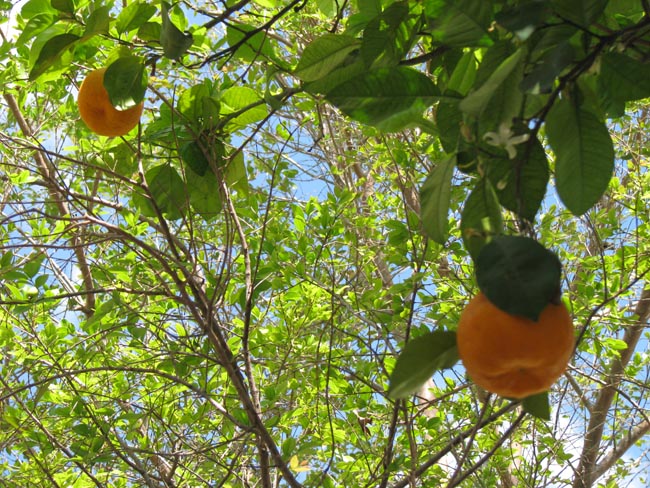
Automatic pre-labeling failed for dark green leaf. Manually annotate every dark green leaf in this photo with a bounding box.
[599,53,650,104]
[520,41,575,94]
[295,34,360,82]
[51,0,74,14]
[180,141,210,176]
[160,2,193,60]
[460,177,503,260]
[460,48,524,116]
[476,236,562,320]
[104,57,147,110]
[546,98,614,215]
[116,2,157,34]
[487,137,549,221]
[551,0,607,26]
[435,97,463,153]
[29,32,80,81]
[419,156,455,244]
[425,0,494,47]
[445,51,477,96]
[326,67,439,132]
[495,1,551,40]
[146,164,188,220]
[388,330,459,400]
[522,391,551,420]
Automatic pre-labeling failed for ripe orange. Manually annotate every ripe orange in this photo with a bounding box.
[77,68,144,137]
[457,292,574,399]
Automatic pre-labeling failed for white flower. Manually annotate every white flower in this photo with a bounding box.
[483,121,530,159]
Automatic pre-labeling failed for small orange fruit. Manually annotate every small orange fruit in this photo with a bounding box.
[457,292,574,399]
[77,68,144,137]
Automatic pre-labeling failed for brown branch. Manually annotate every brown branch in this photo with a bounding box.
[3,93,96,316]
[592,419,650,481]
[573,285,650,488]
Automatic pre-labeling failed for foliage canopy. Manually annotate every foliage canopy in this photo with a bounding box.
[1,0,650,487]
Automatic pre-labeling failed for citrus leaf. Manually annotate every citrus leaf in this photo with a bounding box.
[460,178,503,260]
[599,52,650,104]
[116,3,157,34]
[104,57,147,110]
[294,34,360,82]
[487,137,549,221]
[226,23,276,63]
[146,164,188,220]
[460,48,524,116]
[522,391,550,420]
[388,330,459,400]
[420,156,455,244]
[425,0,494,47]
[550,0,607,26]
[180,141,210,176]
[160,2,193,60]
[476,236,562,321]
[326,67,439,132]
[546,98,614,215]
[29,33,80,81]
[83,5,111,38]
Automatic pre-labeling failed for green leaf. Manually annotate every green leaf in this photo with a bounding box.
[522,392,550,420]
[303,59,366,95]
[104,57,147,110]
[226,23,275,63]
[180,141,211,176]
[487,137,549,221]
[388,330,459,400]
[294,34,360,82]
[326,67,439,132]
[520,41,575,94]
[546,98,614,215]
[51,0,74,14]
[145,164,188,220]
[225,150,248,193]
[220,86,268,129]
[460,48,524,116]
[476,236,562,320]
[419,156,455,244]
[186,169,223,219]
[495,1,551,40]
[16,13,56,45]
[551,0,607,26]
[599,53,650,104]
[83,5,111,38]
[446,51,477,96]
[29,32,80,81]
[460,177,503,260]
[360,1,413,67]
[435,97,463,153]
[425,0,494,47]
[115,2,157,34]
[160,2,193,60]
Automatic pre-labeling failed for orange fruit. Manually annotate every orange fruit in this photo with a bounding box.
[77,68,144,137]
[457,292,574,399]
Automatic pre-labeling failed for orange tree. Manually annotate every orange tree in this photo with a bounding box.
[1,1,650,486]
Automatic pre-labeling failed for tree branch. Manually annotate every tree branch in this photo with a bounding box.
[573,285,650,488]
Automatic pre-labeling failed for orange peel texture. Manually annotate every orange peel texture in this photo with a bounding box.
[457,292,574,399]
[77,68,144,137]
